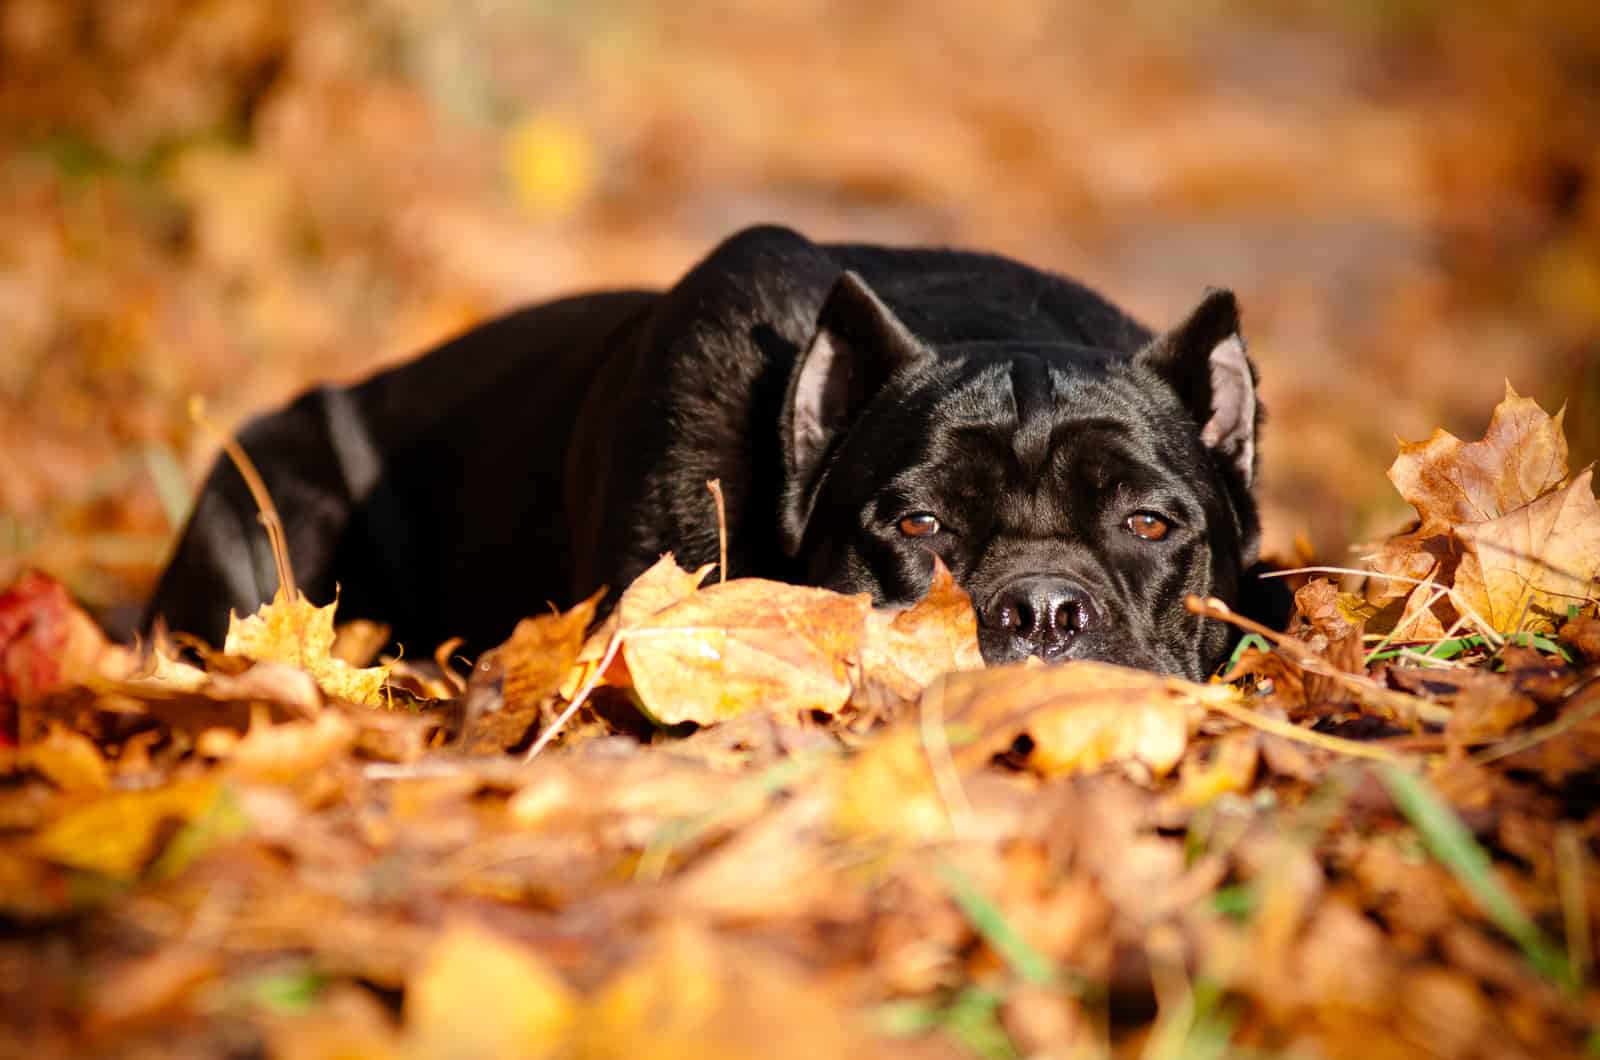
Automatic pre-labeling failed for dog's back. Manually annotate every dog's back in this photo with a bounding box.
[146,290,656,650]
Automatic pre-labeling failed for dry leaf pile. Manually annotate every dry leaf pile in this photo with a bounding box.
[2,389,1599,1059]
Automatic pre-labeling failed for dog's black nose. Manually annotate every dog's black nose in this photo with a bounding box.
[982,576,1098,660]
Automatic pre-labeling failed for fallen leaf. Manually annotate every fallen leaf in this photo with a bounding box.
[1174,729,1259,807]
[1292,578,1369,692]
[562,554,713,696]
[621,579,870,726]
[934,661,1231,778]
[1365,385,1600,635]
[860,558,985,702]
[1453,470,1600,633]
[503,590,602,712]
[20,723,110,793]
[83,947,220,1039]
[32,778,234,882]
[225,590,391,706]
[1362,527,1458,608]
[331,619,391,667]
[582,920,880,1060]
[404,919,577,1060]
[1388,383,1568,535]
[222,707,358,784]
[463,590,604,752]
[1558,613,1600,662]
[831,726,953,845]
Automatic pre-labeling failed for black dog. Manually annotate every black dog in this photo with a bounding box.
[145,225,1264,678]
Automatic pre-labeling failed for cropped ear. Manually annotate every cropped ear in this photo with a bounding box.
[780,271,931,555]
[1134,289,1258,486]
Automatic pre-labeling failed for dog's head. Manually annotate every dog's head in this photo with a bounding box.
[779,271,1261,679]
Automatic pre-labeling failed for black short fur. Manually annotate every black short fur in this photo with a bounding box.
[146,225,1268,678]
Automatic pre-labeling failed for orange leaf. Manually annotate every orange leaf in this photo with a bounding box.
[502,589,603,712]
[934,661,1232,778]
[1388,382,1568,535]
[861,558,985,701]
[21,724,110,793]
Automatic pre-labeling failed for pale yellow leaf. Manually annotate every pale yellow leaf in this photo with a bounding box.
[562,554,713,697]
[831,726,953,846]
[621,579,869,725]
[21,724,110,793]
[225,590,390,706]
[405,920,576,1060]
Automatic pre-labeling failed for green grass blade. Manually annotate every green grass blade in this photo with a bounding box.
[1376,763,1574,991]
[936,862,1061,989]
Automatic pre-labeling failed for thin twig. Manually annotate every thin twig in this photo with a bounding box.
[1203,698,1410,763]
[707,478,728,585]
[1187,595,1449,726]
[523,630,624,760]
[1472,676,1600,765]
[189,396,297,601]
[1362,580,1451,665]
[1262,565,1502,647]
[918,679,974,837]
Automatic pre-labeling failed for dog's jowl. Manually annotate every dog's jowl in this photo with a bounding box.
[146,225,1264,679]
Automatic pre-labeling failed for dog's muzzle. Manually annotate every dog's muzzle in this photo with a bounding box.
[978,575,1100,663]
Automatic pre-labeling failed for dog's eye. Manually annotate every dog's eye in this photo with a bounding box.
[898,513,941,538]
[1127,512,1170,541]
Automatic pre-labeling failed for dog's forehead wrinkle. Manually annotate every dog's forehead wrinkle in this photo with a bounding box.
[1007,356,1056,479]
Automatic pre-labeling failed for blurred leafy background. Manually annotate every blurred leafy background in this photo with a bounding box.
[2,0,1597,628]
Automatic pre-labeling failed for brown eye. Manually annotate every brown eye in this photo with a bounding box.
[899,513,941,538]
[1127,513,1170,541]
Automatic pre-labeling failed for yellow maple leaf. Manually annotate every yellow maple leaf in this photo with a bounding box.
[224,590,390,707]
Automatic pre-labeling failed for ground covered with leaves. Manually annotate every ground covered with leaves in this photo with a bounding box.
[4,385,1600,1058]
[5,3,1600,1057]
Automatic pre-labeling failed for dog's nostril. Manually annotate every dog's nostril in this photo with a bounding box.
[1053,600,1097,634]
[997,602,1023,631]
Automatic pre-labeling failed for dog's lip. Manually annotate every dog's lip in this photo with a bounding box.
[975,626,1095,666]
